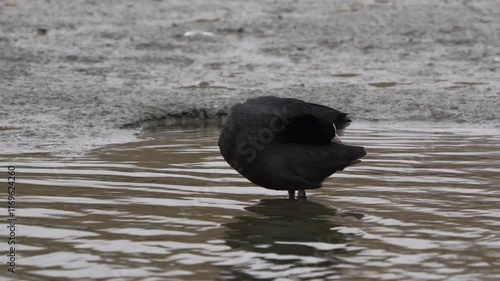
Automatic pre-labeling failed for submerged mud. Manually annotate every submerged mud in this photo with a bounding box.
[1,0,499,154]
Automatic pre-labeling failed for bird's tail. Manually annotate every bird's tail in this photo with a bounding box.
[339,144,366,170]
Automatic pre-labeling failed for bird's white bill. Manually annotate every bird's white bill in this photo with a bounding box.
[332,123,342,143]
[333,133,342,143]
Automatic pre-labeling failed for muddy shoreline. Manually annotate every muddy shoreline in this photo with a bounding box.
[1,0,499,155]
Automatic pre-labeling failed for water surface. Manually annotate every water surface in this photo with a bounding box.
[2,121,500,280]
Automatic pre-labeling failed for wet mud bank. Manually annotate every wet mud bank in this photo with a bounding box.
[1,0,499,155]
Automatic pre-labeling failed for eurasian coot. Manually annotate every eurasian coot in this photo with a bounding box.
[218,96,366,199]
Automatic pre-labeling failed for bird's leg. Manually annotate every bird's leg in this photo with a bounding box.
[288,190,296,200]
[297,189,307,199]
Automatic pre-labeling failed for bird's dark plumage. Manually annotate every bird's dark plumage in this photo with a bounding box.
[218,96,366,194]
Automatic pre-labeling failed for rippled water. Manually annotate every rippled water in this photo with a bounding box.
[2,121,500,280]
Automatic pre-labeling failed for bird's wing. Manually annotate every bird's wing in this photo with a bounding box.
[303,102,351,131]
[242,96,351,131]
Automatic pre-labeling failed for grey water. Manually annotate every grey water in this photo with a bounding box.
[2,121,500,281]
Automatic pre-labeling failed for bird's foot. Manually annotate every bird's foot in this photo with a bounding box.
[297,189,307,200]
[288,190,296,200]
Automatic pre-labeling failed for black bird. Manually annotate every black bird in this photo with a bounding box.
[218,96,366,199]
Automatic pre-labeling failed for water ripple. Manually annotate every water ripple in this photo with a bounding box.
[4,122,500,280]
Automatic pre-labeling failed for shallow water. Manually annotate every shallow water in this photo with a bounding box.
[2,121,500,281]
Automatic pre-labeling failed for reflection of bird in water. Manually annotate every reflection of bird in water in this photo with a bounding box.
[219,199,364,280]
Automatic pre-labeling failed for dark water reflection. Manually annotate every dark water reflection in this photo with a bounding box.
[2,121,500,281]
[221,199,363,280]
